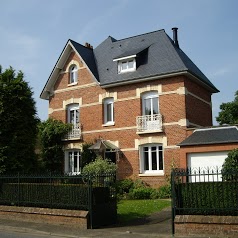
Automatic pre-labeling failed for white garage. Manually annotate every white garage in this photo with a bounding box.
[187,151,228,170]
[179,126,238,182]
[187,151,228,182]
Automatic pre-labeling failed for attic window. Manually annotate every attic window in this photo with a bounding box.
[69,64,78,84]
[113,56,136,74]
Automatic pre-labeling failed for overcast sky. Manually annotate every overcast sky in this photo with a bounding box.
[1,0,237,124]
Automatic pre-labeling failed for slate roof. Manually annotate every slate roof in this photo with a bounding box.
[40,28,219,99]
[179,126,238,146]
[92,29,219,92]
[70,40,99,80]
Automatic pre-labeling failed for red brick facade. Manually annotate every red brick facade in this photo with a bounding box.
[46,50,215,187]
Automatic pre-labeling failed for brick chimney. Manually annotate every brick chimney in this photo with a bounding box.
[85,42,93,49]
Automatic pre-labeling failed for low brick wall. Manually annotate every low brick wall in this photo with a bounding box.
[0,205,89,229]
[175,215,238,237]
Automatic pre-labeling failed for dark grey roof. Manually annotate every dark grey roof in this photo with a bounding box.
[70,40,99,80]
[91,29,219,92]
[179,126,238,146]
[113,45,150,60]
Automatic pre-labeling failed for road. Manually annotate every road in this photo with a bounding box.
[0,231,62,238]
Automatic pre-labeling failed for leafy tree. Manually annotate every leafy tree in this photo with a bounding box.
[81,142,97,168]
[38,118,71,173]
[216,90,238,125]
[221,148,238,181]
[0,66,39,174]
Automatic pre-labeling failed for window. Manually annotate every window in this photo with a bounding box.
[69,64,78,84]
[65,150,81,175]
[140,144,163,174]
[118,58,136,73]
[142,92,159,116]
[67,104,79,126]
[103,98,114,125]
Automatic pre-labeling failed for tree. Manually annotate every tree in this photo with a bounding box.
[0,66,39,174]
[221,148,238,181]
[38,118,71,173]
[216,90,238,125]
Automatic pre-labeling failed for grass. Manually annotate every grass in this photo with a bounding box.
[117,199,171,223]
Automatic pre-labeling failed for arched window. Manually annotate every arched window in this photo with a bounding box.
[142,91,159,116]
[67,104,79,126]
[69,64,78,84]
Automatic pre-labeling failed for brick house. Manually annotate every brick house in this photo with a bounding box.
[40,28,219,187]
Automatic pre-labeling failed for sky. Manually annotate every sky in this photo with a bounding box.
[0,0,237,124]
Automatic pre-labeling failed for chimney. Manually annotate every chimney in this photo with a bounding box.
[172,27,179,48]
[85,42,93,49]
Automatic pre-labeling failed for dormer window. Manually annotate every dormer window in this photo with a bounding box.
[118,58,136,73]
[113,55,136,74]
[69,64,78,84]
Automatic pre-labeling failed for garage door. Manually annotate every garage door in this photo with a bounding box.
[187,151,228,182]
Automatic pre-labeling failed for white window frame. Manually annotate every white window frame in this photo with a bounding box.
[142,91,159,116]
[67,104,79,126]
[103,98,114,126]
[118,58,136,73]
[139,144,164,175]
[69,64,78,84]
[64,150,81,175]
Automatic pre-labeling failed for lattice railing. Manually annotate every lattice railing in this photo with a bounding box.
[64,123,81,140]
[136,114,163,133]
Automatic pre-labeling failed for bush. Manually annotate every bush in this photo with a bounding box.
[157,184,171,199]
[222,148,238,181]
[116,179,134,195]
[82,156,117,175]
[129,187,154,199]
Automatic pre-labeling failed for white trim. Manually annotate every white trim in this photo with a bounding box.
[113,54,137,61]
[103,97,114,124]
[194,125,238,133]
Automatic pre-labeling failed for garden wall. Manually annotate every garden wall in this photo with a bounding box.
[0,205,89,229]
[175,215,238,237]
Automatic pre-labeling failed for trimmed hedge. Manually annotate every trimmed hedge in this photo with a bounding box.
[0,182,111,210]
[176,181,238,215]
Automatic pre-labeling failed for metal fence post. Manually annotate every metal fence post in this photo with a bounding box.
[17,172,20,206]
[87,174,93,229]
[171,169,175,236]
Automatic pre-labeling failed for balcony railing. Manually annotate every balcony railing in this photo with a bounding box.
[136,114,163,133]
[64,123,81,140]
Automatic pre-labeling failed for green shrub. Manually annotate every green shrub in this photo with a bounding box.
[157,184,171,199]
[222,148,238,181]
[82,156,117,175]
[129,187,153,199]
[116,179,134,195]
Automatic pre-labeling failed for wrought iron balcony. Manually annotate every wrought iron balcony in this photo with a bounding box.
[136,114,163,134]
[64,123,82,140]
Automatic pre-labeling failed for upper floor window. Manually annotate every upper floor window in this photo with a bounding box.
[142,91,159,116]
[69,64,78,84]
[103,98,114,125]
[140,144,163,174]
[67,104,79,126]
[118,58,136,73]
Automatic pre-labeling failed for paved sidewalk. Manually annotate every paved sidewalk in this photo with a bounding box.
[0,207,203,238]
[0,207,171,237]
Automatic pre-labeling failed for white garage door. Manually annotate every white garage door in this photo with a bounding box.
[187,151,228,182]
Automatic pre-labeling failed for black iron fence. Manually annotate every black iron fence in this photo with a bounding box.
[0,173,117,228]
[171,167,238,234]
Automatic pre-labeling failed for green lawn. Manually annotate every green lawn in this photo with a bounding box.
[117,199,171,223]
